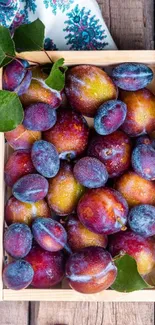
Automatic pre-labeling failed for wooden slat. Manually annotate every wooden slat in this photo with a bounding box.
[30,302,154,325]
[17,50,155,66]
[0,302,29,325]
[3,288,155,302]
[97,0,154,50]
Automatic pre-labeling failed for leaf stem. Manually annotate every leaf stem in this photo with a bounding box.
[6,54,40,66]
[5,54,23,65]
[43,49,53,63]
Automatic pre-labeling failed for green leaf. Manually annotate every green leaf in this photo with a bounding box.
[0,48,5,66]
[13,19,45,52]
[0,26,15,67]
[45,58,68,91]
[0,90,24,132]
[111,254,152,292]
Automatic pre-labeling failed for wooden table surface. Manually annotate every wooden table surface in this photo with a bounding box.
[1,1,155,324]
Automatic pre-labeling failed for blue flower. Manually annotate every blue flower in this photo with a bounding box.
[43,0,74,15]
[63,5,109,50]
[44,38,57,50]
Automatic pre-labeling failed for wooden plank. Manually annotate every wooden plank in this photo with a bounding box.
[113,302,154,325]
[97,0,154,50]
[30,302,154,325]
[96,0,110,29]
[30,302,115,325]
[0,302,29,325]
[143,0,154,50]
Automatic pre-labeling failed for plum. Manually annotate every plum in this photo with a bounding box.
[3,59,32,96]
[5,124,41,150]
[65,65,117,117]
[73,157,108,188]
[12,174,49,203]
[115,171,155,207]
[31,140,60,178]
[66,215,108,251]
[112,63,153,91]
[77,187,128,235]
[25,245,65,288]
[135,135,154,147]
[47,162,84,216]
[20,67,62,108]
[65,247,117,293]
[132,144,155,180]
[32,218,67,252]
[88,130,132,177]
[3,260,34,290]
[109,230,155,275]
[120,88,155,137]
[4,150,35,187]
[128,204,155,238]
[4,223,32,258]
[23,103,57,131]
[5,196,50,226]
[94,100,127,135]
[43,108,89,160]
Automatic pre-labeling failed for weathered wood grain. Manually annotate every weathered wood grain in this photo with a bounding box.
[0,302,29,325]
[113,302,154,325]
[30,302,115,325]
[97,0,154,49]
[30,302,154,325]
[97,0,111,29]
[143,0,154,49]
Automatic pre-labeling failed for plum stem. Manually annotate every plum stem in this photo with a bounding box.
[112,251,126,261]
[116,217,127,231]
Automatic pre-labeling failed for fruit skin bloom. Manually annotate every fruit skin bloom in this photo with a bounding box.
[65,247,117,293]
[77,188,128,235]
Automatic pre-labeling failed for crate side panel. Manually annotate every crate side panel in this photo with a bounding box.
[16,50,155,66]
[3,289,155,302]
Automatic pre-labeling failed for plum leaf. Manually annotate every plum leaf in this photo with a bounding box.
[13,19,45,52]
[45,58,68,91]
[0,26,15,67]
[111,254,152,292]
[0,90,24,132]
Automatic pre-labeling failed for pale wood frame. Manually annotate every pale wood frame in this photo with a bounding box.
[1,50,155,301]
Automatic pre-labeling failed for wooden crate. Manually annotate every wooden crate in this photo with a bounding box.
[1,50,155,302]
